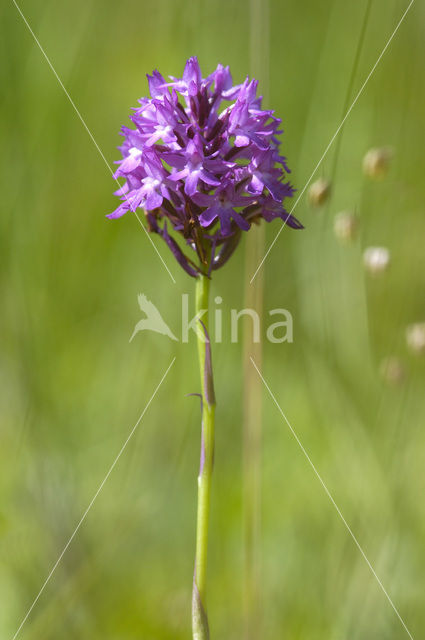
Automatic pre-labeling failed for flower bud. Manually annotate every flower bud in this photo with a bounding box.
[363,147,392,179]
[308,177,331,206]
[406,323,425,356]
[363,246,390,275]
[380,357,406,386]
[333,211,359,243]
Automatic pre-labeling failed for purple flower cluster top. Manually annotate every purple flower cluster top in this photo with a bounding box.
[108,57,302,276]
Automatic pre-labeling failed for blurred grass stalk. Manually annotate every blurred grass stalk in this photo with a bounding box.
[242,224,264,640]
[242,0,269,637]
[328,0,372,185]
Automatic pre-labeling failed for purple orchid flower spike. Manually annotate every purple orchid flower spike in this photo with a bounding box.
[108,56,301,277]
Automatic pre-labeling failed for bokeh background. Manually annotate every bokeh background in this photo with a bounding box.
[1,0,425,638]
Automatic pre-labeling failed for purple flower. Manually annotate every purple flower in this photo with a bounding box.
[194,184,253,235]
[108,56,302,276]
[166,134,223,196]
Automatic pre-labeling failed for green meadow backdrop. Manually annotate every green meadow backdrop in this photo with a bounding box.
[1,0,424,638]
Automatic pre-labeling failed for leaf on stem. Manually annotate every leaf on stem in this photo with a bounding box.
[192,576,210,640]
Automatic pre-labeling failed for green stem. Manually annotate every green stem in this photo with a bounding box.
[192,273,215,640]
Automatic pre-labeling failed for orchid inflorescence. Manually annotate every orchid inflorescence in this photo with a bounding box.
[108,56,302,276]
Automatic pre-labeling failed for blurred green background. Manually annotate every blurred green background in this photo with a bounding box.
[1,0,425,638]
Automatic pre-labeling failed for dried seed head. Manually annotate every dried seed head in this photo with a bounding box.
[380,356,406,386]
[363,246,390,275]
[333,211,359,243]
[363,147,393,179]
[308,177,331,207]
[406,323,425,356]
